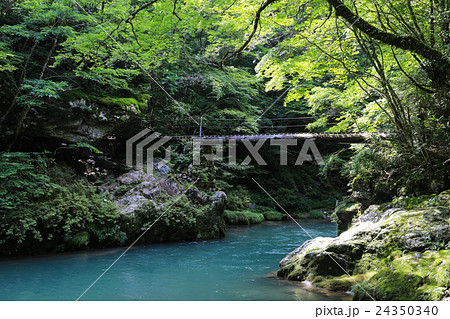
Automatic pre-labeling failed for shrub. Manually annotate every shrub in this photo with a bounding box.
[0,152,125,255]
[0,180,125,255]
[0,152,58,210]
[258,206,285,221]
[223,210,264,225]
[225,186,251,211]
[308,210,324,219]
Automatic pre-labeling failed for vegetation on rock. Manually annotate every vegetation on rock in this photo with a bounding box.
[278,191,450,300]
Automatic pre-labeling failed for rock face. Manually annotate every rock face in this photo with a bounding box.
[101,170,226,243]
[25,96,143,145]
[334,203,361,234]
[278,191,450,300]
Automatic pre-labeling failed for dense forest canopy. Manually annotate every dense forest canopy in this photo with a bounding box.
[0,0,449,197]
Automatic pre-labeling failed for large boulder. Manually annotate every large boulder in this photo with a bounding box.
[278,191,450,300]
[101,170,226,243]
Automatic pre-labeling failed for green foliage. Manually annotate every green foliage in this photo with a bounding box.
[308,210,324,219]
[19,79,68,100]
[0,152,125,255]
[0,152,58,210]
[225,185,251,211]
[319,150,347,178]
[223,210,265,225]
[344,138,450,200]
[120,194,222,242]
[1,0,447,265]
[0,179,125,255]
[69,142,103,154]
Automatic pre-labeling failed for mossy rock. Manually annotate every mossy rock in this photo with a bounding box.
[62,90,148,111]
[278,191,450,300]
[313,273,375,292]
[353,250,450,300]
[223,210,265,225]
[389,190,450,210]
[113,184,134,197]
[258,207,286,221]
[334,202,361,234]
[353,269,424,301]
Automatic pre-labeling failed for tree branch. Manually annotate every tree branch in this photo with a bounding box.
[172,0,182,21]
[326,0,450,68]
[220,0,278,65]
[126,0,160,25]
[390,47,435,94]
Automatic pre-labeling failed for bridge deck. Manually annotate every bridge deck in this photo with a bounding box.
[172,132,382,142]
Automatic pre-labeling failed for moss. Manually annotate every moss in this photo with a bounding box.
[331,200,361,234]
[390,190,450,210]
[60,90,148,113]
[95,96,145,112]
[223,210,265,225]
[258,207,286,221]
[417,284,448,301]
[353,269,424,300]
[353,250,450,300]
[113,184,135,197]
[336,202,361,215]
[313,273,375,292]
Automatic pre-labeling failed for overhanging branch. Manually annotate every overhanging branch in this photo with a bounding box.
[326,0,450,69]
[220,0,277,66]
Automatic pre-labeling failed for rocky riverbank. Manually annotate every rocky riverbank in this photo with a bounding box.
[277,191,450,300]
[101,170,227,243]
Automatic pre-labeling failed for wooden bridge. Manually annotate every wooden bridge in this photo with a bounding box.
[171,132,383,143]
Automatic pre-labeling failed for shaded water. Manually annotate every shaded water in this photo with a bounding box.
[0,220,350,300]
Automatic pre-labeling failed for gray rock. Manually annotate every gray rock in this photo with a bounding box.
[118,171,145,185]
[100,170,227,241]
[278,195,450,283]
[153,162,171,175]
[210,191,227,214]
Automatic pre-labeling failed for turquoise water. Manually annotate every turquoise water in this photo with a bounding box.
[0,220,350,301]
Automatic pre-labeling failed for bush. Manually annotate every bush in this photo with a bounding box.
[308,210,324,219]
[258,206,286,221]
[0,152,58,210]
[225,186,251,211]
[0,152,126,255]
[223,210,264,225]
[0,180,126,255]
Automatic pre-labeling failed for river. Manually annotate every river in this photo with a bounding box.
[0,220,350,301]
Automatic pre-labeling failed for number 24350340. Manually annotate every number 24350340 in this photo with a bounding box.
[376,306,438,316]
